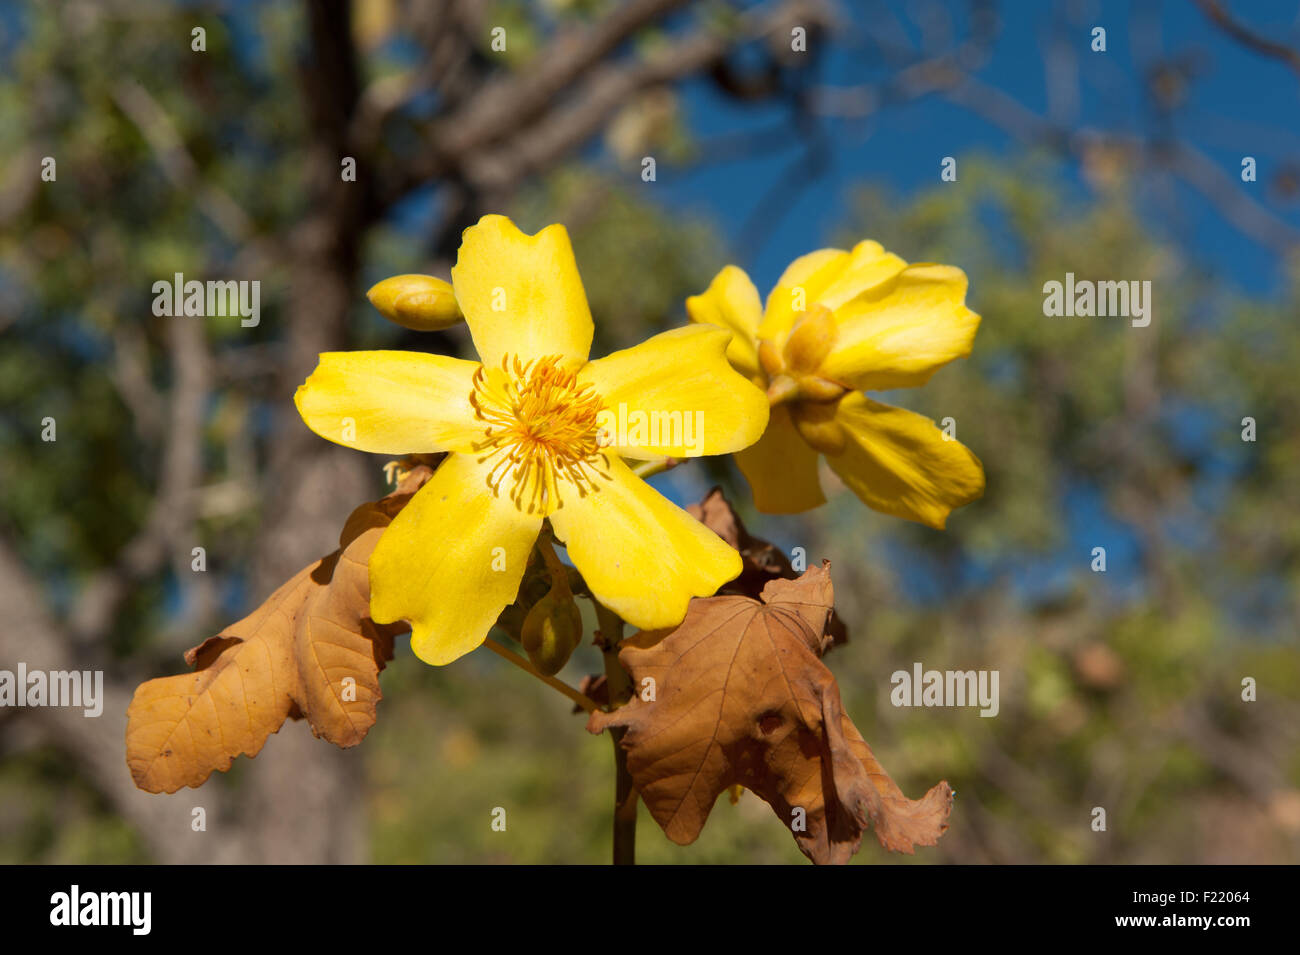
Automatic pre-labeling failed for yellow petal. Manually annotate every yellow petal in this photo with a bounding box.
[758,248,849,346]
[759,241,907,347]
[821,264,980,390]
[549,454,741,630]
[450,214,593,368]
[685,265,762,377]
[825,392,983,529]
[735,404,826,514]
[369,453,541,666]
[294,351,482,454]
[816,240,907,311]
[580,325,769,459]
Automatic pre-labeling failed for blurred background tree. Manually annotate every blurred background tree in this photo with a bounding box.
[1,0,1297,863]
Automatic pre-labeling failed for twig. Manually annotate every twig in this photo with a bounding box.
[110,80,255,243]
[631,456,680,479]
[1194,0,1300,78]
[483,637,600,714]
[381,0,835,203]
[69,318,210,646]
[595,600,637,865]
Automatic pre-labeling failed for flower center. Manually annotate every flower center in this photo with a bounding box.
[469,354,608,515]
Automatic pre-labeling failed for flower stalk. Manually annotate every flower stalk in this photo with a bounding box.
[482,636,599,714]
[595,599,636,865]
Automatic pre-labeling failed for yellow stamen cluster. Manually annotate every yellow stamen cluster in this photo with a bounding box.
[469,354,608,514]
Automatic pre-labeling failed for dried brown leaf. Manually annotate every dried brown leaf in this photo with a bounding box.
[571,673,609,714]
[688,486,848,647]
[125,467,432,793]
[588,563,951,864]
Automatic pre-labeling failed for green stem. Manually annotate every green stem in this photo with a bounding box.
[631,456,680,480]
[535,526,570,582]
[595,600,636,865]
[483,637,599,714]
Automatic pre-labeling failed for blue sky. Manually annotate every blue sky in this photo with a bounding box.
[648,0,1300,298]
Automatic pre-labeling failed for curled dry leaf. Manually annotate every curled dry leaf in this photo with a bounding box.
[572,673,609,714]
[588,563,952,864]
[125,465,433,794]
[687,486,848,648]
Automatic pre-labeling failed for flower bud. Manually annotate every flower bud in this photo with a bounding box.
[782,304,836,374]
[792,400,847,455]
[765,373,800,407]
[794,374,848,402]
[367,274,462,331]
[521,580,583,676]
[757,338,785,378]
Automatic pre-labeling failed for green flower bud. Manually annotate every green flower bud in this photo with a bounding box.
[520,580,583,676]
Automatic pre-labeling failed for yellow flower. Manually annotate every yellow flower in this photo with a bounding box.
[687,241,984,528]
[295,215,769,665]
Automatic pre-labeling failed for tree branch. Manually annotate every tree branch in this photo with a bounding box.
[69,318,210,647]
[0,538,243,863]
[464,0,834,192]
[1194,0,1300,78]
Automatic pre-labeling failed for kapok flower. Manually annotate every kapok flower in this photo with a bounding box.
[295,215,769,665]
[687,241,984,528]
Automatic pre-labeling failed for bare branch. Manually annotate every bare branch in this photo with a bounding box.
[465,0,834,192]
[379,0,834,206]
[69,318,210,646]
[440,0,696,158]
[108,322,164,443]
[0,538,243,863]
[111,80,255,244]
[1194,0,1300,78]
